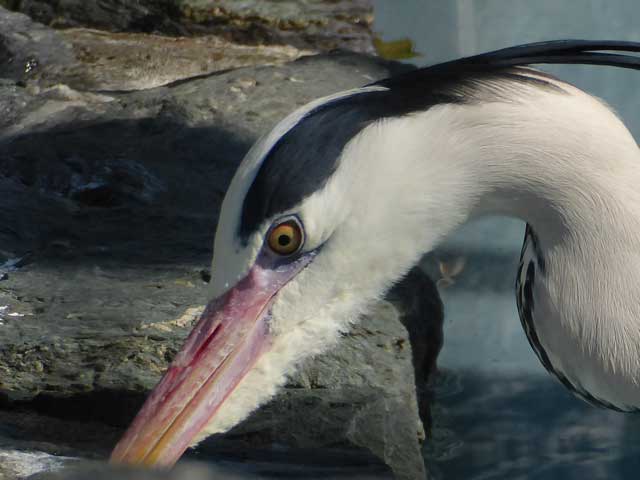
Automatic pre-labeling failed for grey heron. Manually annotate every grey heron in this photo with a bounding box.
[111,40,640,467]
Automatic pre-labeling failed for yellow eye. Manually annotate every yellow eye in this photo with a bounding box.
[268,220,303,255]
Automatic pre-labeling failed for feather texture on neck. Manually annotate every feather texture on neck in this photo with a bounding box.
[342,71,640,409]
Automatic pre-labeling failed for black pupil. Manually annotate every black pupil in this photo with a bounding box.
[278,234,291,247]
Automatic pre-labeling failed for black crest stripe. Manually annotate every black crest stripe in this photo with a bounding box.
[240,40,640,241]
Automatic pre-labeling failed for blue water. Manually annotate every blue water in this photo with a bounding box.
[373,2,640,478]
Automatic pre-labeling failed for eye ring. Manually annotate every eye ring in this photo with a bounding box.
[267,216,304,256]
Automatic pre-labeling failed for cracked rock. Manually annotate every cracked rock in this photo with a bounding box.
[1,1,374,54]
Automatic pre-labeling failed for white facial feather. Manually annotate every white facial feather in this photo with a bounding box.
[197,71,640,440]
[210,85,387,299]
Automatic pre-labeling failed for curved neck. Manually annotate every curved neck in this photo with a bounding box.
[350,86,640,403]
[357,88,640,256]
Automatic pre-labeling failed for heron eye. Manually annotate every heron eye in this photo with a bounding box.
[267,220,303,255]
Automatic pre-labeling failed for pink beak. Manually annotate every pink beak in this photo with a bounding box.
[110,252,313,467]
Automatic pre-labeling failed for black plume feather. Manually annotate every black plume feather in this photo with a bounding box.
[375,40,640,88]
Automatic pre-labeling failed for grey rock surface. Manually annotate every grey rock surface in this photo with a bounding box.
[0,21,439,479]
[27,460,391,480]
[0,7,313,91]
[58,28,312,91]
[0,7,76,85]
[0,0,374,54]
[0,449,73,479]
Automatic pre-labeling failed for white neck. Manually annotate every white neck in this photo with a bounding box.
[365,87,640,248]
[350,80,640,408]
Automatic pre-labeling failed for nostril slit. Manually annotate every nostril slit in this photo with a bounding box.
[190,324,222,366]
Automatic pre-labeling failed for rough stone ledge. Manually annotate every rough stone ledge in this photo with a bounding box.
[0,1,374,53]
[0,6,316,91]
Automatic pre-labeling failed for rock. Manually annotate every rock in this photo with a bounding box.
[0,7,77,85]
[0,1,374,54]
[176,0,375,54]
[0,45,440,478]
[31,462,268,480]
[58,29,312,91]
[0,50,412,269]
[0,449,72,479]
[0,7,312,91]
[28,460,392,480]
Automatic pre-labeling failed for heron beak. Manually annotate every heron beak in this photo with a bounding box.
[109,252,314,467]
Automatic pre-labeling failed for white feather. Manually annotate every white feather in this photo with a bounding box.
[197,71,640,441]
[209,85,388,299]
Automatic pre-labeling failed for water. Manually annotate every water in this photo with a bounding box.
[373,2,640,478]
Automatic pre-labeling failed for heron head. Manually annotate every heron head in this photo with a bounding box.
[110,87,431,467]
[111,38,640,466]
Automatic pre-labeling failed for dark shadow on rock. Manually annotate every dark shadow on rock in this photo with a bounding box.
[0,404,122,459]
[185,446,394,478]
[0,117,251,267]
[388,268,444,435]
[0,389,146,428]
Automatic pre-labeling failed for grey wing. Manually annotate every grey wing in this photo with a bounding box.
[515,224,628,410]
[516,224,555,371]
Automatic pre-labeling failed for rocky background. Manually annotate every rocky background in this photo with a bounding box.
[0,2,443,479]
